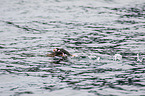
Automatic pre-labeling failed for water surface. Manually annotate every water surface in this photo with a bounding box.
[0,0,145,95]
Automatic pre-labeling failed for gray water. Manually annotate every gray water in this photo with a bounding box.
[0,0,145,96]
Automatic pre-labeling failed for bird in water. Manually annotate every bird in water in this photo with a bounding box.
[46,48,75,57]
[46,51,65,57]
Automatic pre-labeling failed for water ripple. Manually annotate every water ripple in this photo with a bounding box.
[0,0,145,95]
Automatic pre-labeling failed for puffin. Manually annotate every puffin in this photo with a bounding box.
[47,48,75,57]
[46,51,64,57]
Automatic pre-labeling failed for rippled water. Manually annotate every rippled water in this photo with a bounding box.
[0,0,145,95]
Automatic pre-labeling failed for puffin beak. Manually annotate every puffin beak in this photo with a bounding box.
[53,49,57,52]
[60,54,64,57]
[72,55,76,57]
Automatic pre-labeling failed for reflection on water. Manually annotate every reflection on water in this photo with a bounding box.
[0,0,145,95]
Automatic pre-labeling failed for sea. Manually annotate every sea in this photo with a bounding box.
[0,0,145,95]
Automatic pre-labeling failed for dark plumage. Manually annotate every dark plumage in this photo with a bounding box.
[47,48,75,57]
[46,51,64,57]
[53,48,72,56]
